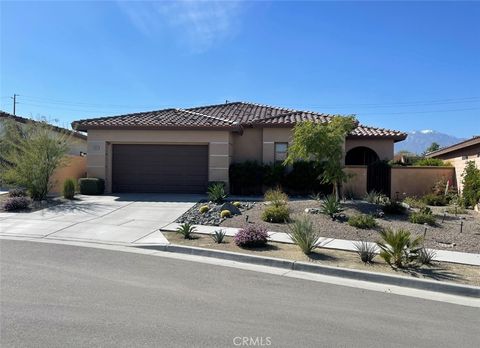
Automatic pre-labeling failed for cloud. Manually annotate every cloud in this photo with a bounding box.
[117,0,243,52]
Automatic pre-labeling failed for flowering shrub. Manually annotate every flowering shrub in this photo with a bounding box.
[8,188,27,197]
[234,225,268,247]
[3,196,30,211]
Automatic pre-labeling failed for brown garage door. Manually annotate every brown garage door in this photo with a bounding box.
[112,144,208,193]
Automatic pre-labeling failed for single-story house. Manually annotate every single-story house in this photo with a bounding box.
[427,136,480,192]
[0,111,87,156]
[72,101,407,193]
[1,111,88,193]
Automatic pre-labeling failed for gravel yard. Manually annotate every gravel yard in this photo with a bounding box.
[220,199,480,254]
[165,232,480,286]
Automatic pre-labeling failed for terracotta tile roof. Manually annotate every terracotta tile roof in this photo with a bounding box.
[72,108,237,129]
[1,110,87,140]
[71,101,407,140]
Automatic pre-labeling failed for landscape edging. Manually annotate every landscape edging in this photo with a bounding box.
[138,244,480,298]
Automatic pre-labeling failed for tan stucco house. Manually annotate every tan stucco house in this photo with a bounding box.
[0,111,87,156]
[427,136,480,193]
[72,102,407,193]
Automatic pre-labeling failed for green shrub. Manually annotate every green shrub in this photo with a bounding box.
[348,214,377,229]
[262,162,285,188]
[261,205,290,223]
[199,205,209,214]
[409,211,436,226]
[207,182,227,203]
[364,190,388,204]
[63,178,75,199]
[446,205,468,215]
[353,241,377,263]
[210,229,226,243]
[264,187,288,207]
[461,161,480,207]
[287,216,321,254]
[283,160,330,194]
[229,161,265,195]
[403,196,425,209]
[377,228,423,268]
[78,178,105,195]
[413,158,450,167]
[176,223,196,239]
[320,194,342,220]
[220,210,231,218]
[381,199,406,215]
[421,193,448,206]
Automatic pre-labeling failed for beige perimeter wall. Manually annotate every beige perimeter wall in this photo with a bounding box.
[343,165,456,198]
[50,155,87,194]
[391,167,456,198]
[86,129,231,193]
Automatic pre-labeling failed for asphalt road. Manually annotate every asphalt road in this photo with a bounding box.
[1,240,479,348]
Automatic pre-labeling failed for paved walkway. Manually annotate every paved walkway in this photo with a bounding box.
[159,223,480,266]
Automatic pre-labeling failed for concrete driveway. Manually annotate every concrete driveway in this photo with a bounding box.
[0,194,201,245]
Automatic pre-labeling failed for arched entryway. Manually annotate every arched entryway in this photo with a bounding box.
[345,146,379,165]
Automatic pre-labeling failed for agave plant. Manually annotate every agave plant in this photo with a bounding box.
[207,183,227,203]
[376,228,423,268]
[320,195,342,220]
[353,241,377,263]
[210,229,227,244]
[287,216,321,254]
[176,223,196,239]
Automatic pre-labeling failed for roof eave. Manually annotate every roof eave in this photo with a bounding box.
[72,123,240,132]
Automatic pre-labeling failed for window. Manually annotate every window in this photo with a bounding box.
[274,142,288,162]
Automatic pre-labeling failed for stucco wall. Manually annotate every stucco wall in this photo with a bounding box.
[433,144,480,193]
[231,128,263,163]
[262,128,292,164]
[87,129,231,193]
[343,166,367,198]
[391,167,456,198]
[50,155,87,194]
[344,138,395,162]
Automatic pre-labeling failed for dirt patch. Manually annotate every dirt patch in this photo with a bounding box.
[220,199,480,254]
[164,232,480,287]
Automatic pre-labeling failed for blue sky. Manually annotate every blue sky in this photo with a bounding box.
[1,1,479,137]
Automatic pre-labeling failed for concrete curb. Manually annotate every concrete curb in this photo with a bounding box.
[138,244,480,298]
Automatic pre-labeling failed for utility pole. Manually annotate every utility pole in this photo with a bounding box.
[11,94,18,115]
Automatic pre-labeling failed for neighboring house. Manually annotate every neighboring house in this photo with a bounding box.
[427,136,480,192]
[0,111,88,193]
[72,101,407,193]
[0,111,87,156]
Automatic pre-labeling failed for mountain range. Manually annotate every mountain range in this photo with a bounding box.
[394,130,464,155]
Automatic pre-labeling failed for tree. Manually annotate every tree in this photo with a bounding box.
[0,118,70,200]
[285,116,357,200]
[424,142,440,155]
[461,161,480,207]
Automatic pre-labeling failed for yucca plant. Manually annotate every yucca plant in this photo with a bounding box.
[320,194,342,220]
[353,241,377,263]
[376,228,423,268]
[210,229,227,244]
[417,248,436,265]
[207,183,227,203]
[176,223,196,239]
[287,216,321,254]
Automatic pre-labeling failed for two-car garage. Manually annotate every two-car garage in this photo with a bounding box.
[111,144,209,193]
